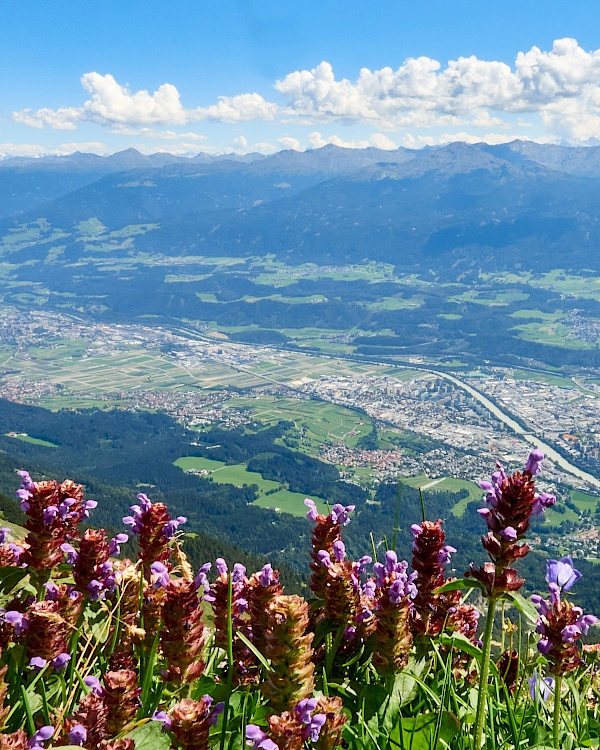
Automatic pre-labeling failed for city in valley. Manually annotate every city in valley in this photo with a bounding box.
[3,304,600,561]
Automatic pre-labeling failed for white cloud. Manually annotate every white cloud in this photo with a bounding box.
[231,135,277,154]
[13,74,276,131]
[12,40,600,144]
[109,126,208,141]
[196,93,277,122]
[306,131,397,150]
[278,136,302,151]
[274,40,600,142]
[13,107,84,130]
[0,141,108,158]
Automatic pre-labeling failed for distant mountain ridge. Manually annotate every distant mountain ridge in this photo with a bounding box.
[1,140,600,276]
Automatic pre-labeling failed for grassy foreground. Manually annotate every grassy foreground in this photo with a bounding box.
[0,450,597,749]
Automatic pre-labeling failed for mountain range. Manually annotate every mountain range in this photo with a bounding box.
[1,141,600,276]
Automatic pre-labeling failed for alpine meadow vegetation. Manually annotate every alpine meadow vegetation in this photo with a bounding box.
[0,452,597,749]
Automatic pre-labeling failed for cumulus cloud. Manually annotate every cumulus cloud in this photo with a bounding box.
[13,74,276,130]
[231,135,277,154]
[12,40,600,144]
[274,39,600,142]
[0,141,108,158]
[110,126,208,141]
[278,136,302,151]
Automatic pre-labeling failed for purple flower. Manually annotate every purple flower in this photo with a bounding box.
[304,498,318,521]
[58,498,76,520]
[17,470,35,490]
[332,540,346,562]
[216,558,228,576]
[295,697,317,724]
[209,701,225,727]
[60,543,78,565]
[436,544,457,564]
[305,713,326,742]
[317,550,332,568]
[150,561,170,589]
[29,657,48,672]
[546,557,582,591]
[562,624,581,642]
[163,516,187,539]
[109,533,128,555]
[27,726,54,749]
[532,492,556,516]
[43,581,59,600]
[578,614,598,635]
[524,449,544,476]
[0,528,10,544]
[4,610,29,635]
[81,500,97,520]
[42,506,58,525]
[68,724,87,746]
[87,579,105,601]
[152,710,172,730]
[330,503,354,526]
[194,562,212,590]
[232,563,246,583]
[51,652,70,671]
[84,675,103,695]
[529,673,554,702]
[354,555,372,576]
[259,564,276,587]
[246,725,279,750]
[537,638,552,655]
[499,527,517,541]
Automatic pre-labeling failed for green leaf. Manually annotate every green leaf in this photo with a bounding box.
[434,578,485,594]
[125,719,171,750]
[236,630,271,672]
[399,711,461,750]
[439,633,498,676]
[503,591,539,624]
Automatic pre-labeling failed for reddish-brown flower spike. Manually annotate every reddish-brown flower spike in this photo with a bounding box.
[26,600,69,666]
[168,697,214,750]
[160,578,206,684]
[72,691,108,748]
[73,528,111,594]
[410,520,457,636]
[108,561,141,671]
[267,711,305,750]
[0,659,9,730]
[20,477,86,570]
[98,740,135,750]
[262,594,315,713]
[246,564,283,657]
[0,729,28,749]
[314,696,347,750]
[103,669,140,737]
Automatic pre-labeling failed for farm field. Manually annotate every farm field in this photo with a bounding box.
[5,433,58,447]
[173,455,326,517]
[398,475,482,516]
[223,395,372,452]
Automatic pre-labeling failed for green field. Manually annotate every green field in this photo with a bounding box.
[570,489,600,512]
[511,369,575,389]
[512,321,593,349]
[223,395,372,452]
[5,433,58,447]
[173,456,326,517]
[399,475,482,516]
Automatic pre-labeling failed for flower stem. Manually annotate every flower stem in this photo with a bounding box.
[473,597,497,749]
[553,674,562,749]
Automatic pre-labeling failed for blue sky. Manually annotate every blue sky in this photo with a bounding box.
[2,1,600,156]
